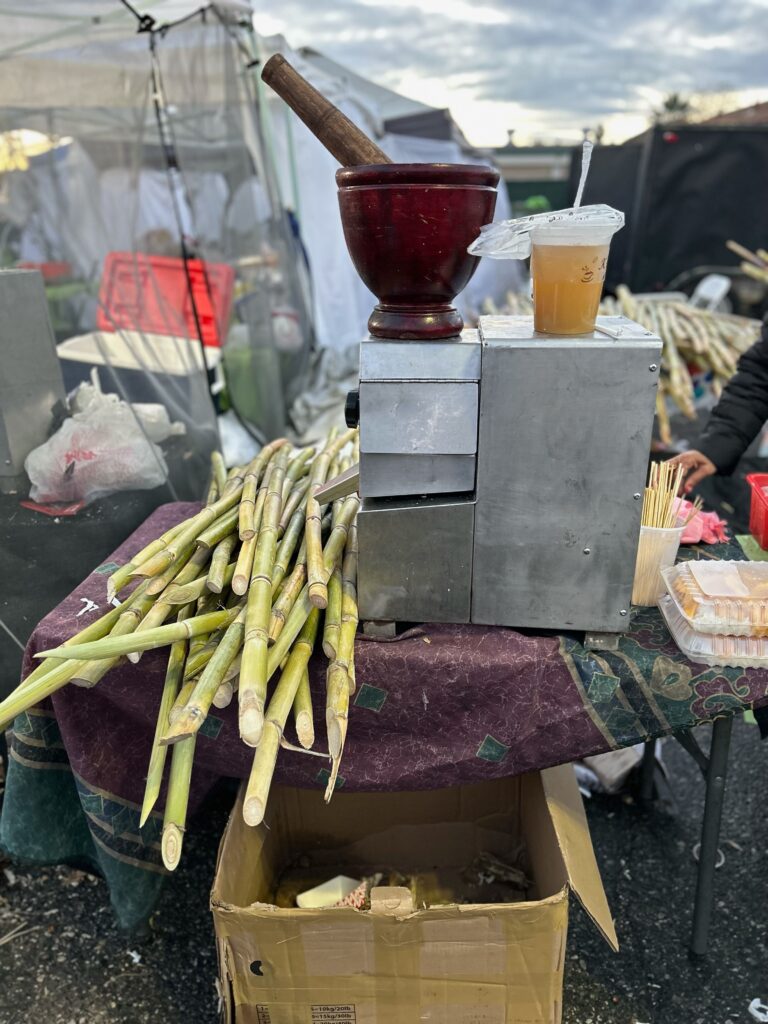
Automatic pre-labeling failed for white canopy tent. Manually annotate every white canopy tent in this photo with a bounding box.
[0,2,519,413]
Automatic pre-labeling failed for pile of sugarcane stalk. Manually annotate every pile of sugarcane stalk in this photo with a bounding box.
[0,434,360,870]
[726,239,768,287]
[486,286,762,443]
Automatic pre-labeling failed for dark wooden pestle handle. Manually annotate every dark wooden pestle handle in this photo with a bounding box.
[262,54,391,167]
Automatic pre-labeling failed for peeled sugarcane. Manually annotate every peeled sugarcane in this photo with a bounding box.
[239,447,291,746]
[140,604,192,827]
[325,521,358,799]
[243,608,320,826]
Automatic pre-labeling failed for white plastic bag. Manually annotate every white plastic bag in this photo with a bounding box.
[25,384,168,506]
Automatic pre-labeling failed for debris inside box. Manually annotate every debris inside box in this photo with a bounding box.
[274,848,531,911]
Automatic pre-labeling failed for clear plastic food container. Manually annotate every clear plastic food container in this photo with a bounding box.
[661,561,768,636]
[659,594,768,669]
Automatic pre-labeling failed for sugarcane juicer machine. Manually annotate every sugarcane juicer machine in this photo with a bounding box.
[262,54,662,634]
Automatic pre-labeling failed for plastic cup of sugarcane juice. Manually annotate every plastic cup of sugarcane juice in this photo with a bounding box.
[530,220,616,335]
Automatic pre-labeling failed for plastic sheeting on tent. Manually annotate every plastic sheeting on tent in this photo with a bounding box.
[0,4,313,501]
[255,36,522,351]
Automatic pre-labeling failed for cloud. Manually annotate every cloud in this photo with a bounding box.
[254,0,768,143]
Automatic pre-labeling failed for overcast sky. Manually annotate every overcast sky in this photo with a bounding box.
[254,0,768,146]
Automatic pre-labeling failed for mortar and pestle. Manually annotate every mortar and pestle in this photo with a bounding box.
[262,55,499,340]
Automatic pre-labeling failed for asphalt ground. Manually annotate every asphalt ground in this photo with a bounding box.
[0,715,766,1024]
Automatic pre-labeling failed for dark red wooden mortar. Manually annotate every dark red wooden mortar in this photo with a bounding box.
[337,163,499,340]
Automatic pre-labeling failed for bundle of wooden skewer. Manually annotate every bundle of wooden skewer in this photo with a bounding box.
[0,431,360,870]
[641,461,703,531]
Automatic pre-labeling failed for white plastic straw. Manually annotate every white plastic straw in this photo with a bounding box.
[573,140,593,209]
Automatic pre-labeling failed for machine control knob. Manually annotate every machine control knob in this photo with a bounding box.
[345,388,360,428]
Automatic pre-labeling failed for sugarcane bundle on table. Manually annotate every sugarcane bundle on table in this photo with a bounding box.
[0,432,360,872]
[485,285,762,443]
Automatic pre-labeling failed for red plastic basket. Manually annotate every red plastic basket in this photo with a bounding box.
[17,260,72,281]
[747,473,768,549]
[96,252,234,348]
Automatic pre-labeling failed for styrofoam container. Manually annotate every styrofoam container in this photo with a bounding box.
[662,561,768,636]
[659,594,768,669]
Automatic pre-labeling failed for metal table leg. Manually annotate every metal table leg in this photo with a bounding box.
[688,715,733,958]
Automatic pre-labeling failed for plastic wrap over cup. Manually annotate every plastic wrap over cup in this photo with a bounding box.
[467,204,624,260]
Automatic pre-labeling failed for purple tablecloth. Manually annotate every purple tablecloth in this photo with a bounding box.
[4,502,768,929]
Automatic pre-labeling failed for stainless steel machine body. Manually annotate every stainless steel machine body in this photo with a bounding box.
[0,270,66,494]
[356,315,662,633]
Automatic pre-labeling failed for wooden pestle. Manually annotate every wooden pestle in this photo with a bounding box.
[261,54,391,167]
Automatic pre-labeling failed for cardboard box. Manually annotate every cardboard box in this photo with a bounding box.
[211,765,617,1024]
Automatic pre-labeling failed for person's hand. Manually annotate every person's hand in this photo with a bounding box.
[668,450,717,493]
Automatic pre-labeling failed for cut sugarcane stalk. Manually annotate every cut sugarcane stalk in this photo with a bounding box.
[278,479,310,537]
[20,578,152,691]
[273,498,309,594]
[322,566,342,660]
[129,547,211,661]
[232,534,258,596]
[169,679,197,725]
[243,608,320,826]
[207,533,238,593]
[305,490,326,609]
[196,507,238,550]
[107,519,187,601]
[166,565,235,606]
[213,679,234,709]
[140,604,192,827]
[138,480,246,579]
[0,657,91,731]
[293,667,314,749]
[267,497,359,678]
[239,438,288,541]
[162,734,196,870]
[37,610,233,662]
[163,607,246,744]
[238,448,291,746]
[71,586,158,686]
[269,541,307,645]
[305,429,355,609]
[326,521,358,763]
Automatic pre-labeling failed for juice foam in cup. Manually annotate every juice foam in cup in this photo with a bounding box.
[530,222,614,335]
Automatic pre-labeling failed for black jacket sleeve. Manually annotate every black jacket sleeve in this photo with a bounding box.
[698,316,768,474]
